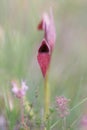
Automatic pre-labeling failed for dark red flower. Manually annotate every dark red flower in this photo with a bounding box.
[37,9,56,77]
[37,39,51,77]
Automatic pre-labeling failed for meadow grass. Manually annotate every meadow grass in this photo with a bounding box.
[0,0,87,130]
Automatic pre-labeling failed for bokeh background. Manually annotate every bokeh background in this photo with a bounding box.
[0,0,87,130]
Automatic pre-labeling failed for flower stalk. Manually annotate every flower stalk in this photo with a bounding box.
[62,117,66,130]
[20,97,24,124]
[44,72,50,120]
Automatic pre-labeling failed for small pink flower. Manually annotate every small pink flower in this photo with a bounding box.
[80,115,87,126]
[38,9,56,51]
[56,96,70,118]
[11,80,28,98]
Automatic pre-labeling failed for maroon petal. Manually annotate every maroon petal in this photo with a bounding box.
[38,20,43,30]
[37,39,51,77]
[37,13,50,31]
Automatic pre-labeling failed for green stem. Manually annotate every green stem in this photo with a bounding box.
[44,74,50,120]
[20,98,24,124]
[70,97,87,112]
[62,117,66,130]
[50,119,60,129]
[70,113,82,129]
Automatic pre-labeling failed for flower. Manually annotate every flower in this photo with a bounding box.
[38,9,56,51]
[80,115,87,126]
[37,9,56,77]
[11,80,28,98]
[37,39,51,77]
[56,96,70,118]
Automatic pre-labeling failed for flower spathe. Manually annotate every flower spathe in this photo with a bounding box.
[37,9,56,77]
[11,80,28,98]
[37,39,51,77]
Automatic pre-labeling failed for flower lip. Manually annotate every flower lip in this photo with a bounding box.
[38,39,50,53]
[37,39,51,77]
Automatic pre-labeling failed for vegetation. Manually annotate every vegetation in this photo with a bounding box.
[0,0,87,130]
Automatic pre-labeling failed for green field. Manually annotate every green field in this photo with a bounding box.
[0,0,87,130]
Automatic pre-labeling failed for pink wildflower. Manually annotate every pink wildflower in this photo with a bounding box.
[56,96,70,118]
[80,115,87,126]
[78,115,87,130]
[11,80,28,98]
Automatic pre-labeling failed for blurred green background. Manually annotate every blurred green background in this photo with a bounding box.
[0,0,87,129]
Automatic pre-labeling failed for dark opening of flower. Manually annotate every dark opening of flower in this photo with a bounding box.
[38,39,49,53]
